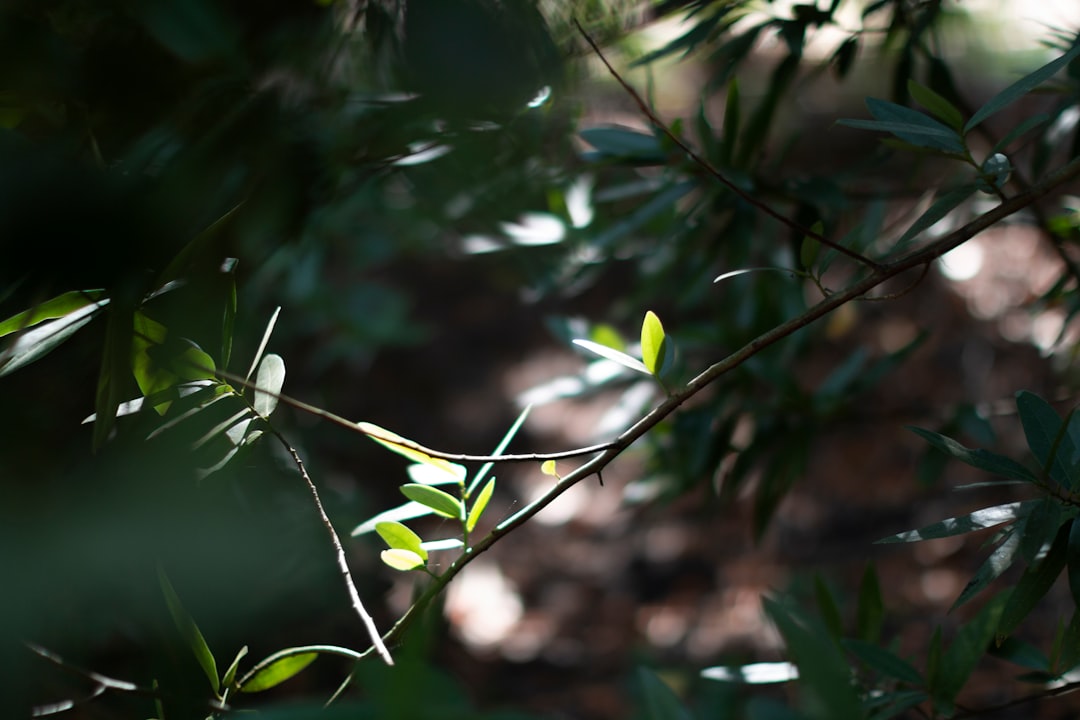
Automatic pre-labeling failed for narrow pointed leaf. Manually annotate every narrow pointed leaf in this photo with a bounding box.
[352,501,434,536]
[240,652,317,692]
[998,522,1070,641]
[400,483,463,519]
[467,404,530,497]
[572,338,650,375]
[222,646,248,689]
[1016,391,1075,488]
[407,462,467,486]
[421,538,465,552]
[158,568,219,693]
[951,523,1023,610]
[253,353,285,417]
[245,306,280,384]
[467,478,496,533]
[842,639,923,685]
[856,565,884,643]
[908,427,1035,482]
[966,43,1080,132]
[356,421,459,475]
[937,594,1007,704]
[637,667,693,720]
[0,301,106,378]
[1067,519,1080,607]
[907,80,964,131]
[640,311,667,376]
[0,290,106,337]
[891,185,978,252]
[876,500,1035,543]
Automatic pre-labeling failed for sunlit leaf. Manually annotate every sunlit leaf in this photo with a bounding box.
[0,290,106,338]
[245,306,280,385]
[400,483,463,520]
[998,522,1070,641]
[907,427,1036,483]
[640,311,666,377]
[380,548,426,571]
[466,478,496,533]
[352,501,434,536]
[876,501,1035,543]
[356,421,459,475]
[0,301,107,378]
[701,662,799,684]
[222,646,248,689]
[375,521,428,561]
[572,338,649,375]
[240,652,317,693]
[253,353,285,418]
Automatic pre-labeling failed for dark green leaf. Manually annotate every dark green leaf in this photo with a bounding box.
[1016,391,1075,488]
[998,521,1071,641]
[890,185,978,253]
[0,290,106,337]
[832,36,858,79]
[837,98,965,153]
[158,568,219,693]
[867,690,928,720]
[966,43,1080,132]
[842,639,923,685]
[906,426,1036,483]
[989,636,1050,672]
[907,80,964,131]
[951,524,1023,610]
[637,667,693,720]
[856,564,884,643]
[992,113,1050,155]
[400,483,463,520]
[876,500,1036,543]
[935,594,1007,705]
[94,306,134,449]
[240,652,317,693]
[814,575,844,640]
[720,78,739,165]
[1020,497,1062,564]
[1068,519,1080,607]
[580,126,665,162]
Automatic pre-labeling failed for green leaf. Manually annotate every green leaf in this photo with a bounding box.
[375,521,428,561]
[800,221,823,269]
[579,126,665,162]
[876,500,1035,543]
[0,290,106,337]
[158,568,219,693]
[989,636,1050,672]
[540,459,559,477]
[240,652,317,693]
[842,639,922,685]
[867,690,929,720]
[856,565,884,643]
[1020,497,1062,564]
[701,661,800,684]
[907,80,964,131]
[907,427,1036,483]
[94,305,134,449]
[352,501,435,536]
[1067,519,1080,607]
[950,522,1023,610]
[720,78,740,165]
[245,306,280,384]
[813,576,844,640]
[640,311,667,377]
[221,263,237,370]
[253,353,285,418]
[0,299,108,378]
[637,667,692,720]
[1058,610,1080,673]
[935,594,1007,706]
[466,478,496,534]
[400,483,463,520]
[966,43,1080,132]
[572,338,650,375]
[1016,391,1075,488]
[380,548,426,571]
[998,521,1070,641]
[221,646,248,689]
[890,185,978,253]
[838,98,966,153]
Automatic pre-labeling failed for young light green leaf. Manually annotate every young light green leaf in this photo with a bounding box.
[640,311,667,377]
[221,645,248,689]
[572,338,650,375]
[400,483,463,520]
[876,500,1035,543]
[407,461,467,486]
[467,478,496,533]
[375,521,428,561]
[239,652,317,693]
[966,43,1080,132]
[907,427,1036,483]
[158,567,219,693]
[380,548,426,571]
[540,459,559,477]
[0,290,106,337]
[0,301,107,378]
[907,79,964,131]
[253,353,285,418]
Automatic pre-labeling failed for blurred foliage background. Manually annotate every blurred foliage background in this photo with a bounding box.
[4,0,1080,718]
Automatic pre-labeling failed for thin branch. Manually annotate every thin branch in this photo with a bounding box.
[953,679,1080,718]
[573,19,886,273]
[267,427,394,666]
[214,367,615,464]
[366,155,1080,653]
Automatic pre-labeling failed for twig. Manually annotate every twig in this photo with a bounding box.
[953,679,1080,718]
[573,19,886,273]
[214,366,615,464]
[267,427,394,666]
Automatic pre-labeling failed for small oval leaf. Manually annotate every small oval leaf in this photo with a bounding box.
[640,311,666,377]
[253,353,285,417]
[540,460,559,477]
[381,548,426,571]
[400,483,463,519]
[240,652,317,693]
[375,521,428,560]
[467,478,496,533]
